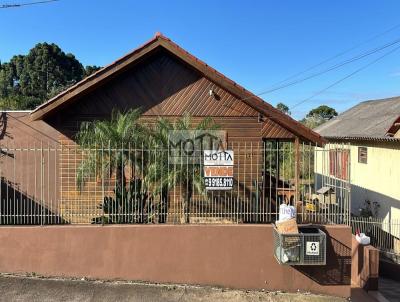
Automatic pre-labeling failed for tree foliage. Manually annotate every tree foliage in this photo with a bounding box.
[76,108,147,191]
[306,105,338,120]
[276,102,291,115]
[0,43,101,110]
[84,65,102,77]
[146,113,219,223]
[76,109,219,224]
[300,105,338,129]
[359,200,380,218]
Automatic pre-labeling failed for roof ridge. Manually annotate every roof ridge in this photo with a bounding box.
[30,33,324,144]
[359,95,400,104]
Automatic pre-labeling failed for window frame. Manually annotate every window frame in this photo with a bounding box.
[329,148,350,180]
[358,146,368,164]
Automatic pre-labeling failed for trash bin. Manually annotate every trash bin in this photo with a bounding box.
[273,226,326,265]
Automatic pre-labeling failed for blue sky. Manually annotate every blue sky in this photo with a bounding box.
[1,0,400,119]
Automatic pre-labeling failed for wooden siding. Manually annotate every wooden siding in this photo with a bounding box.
[49,51,258,119]
[47,50,292,140]
[262,119,295,139]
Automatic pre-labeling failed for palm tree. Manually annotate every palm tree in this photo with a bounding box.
[76,108,149,223]
[76,109,219,224]
[76,108,147,189]
[146,113,219,223]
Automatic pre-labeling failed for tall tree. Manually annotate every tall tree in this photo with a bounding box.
[0,43,101,110]
[300,105,338,129]
[84,65,102,77]
[276,102,291,115]
[306,105,338,120]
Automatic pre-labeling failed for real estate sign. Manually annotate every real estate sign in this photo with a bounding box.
[203,150,234,190]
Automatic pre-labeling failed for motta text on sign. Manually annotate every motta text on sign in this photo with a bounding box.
[203,150,234,190]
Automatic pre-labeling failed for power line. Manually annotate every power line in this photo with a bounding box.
[290,44,400,111]
[242,36,400,100]
[0,0,58,9]
[266,22,400,90]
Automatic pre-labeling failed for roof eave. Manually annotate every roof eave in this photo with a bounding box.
[323,135,400,143]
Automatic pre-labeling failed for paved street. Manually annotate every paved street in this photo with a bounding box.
[0,275,345,302]
[379,278,400,302]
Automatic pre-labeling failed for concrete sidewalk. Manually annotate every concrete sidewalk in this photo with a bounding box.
[0,274,346,302]
[351,287,379,302]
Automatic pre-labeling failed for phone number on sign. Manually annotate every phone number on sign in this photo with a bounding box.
[204,177,233,190]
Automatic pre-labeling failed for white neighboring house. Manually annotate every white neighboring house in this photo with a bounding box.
[314,97,400,222]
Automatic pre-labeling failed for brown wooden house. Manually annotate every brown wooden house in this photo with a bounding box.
[0,33,324,224]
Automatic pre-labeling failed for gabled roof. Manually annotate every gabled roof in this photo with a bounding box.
[30,33,324,145]
[315,96,400,141]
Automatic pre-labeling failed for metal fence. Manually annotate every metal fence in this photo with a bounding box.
[0,141,351,225]
[351,217,400,263]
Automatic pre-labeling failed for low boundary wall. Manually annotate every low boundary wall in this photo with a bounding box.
[0,224,351,297]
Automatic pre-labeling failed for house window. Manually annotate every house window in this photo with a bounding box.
[329,149,349,180]
[358,147,368,164]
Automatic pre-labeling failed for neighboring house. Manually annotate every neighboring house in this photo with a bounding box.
[315,97,400,221]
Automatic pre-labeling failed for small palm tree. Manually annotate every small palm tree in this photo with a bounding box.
[146,113,219,223]
[76,109,219,224]
[76,108,148,190]
[76,108,150,223]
